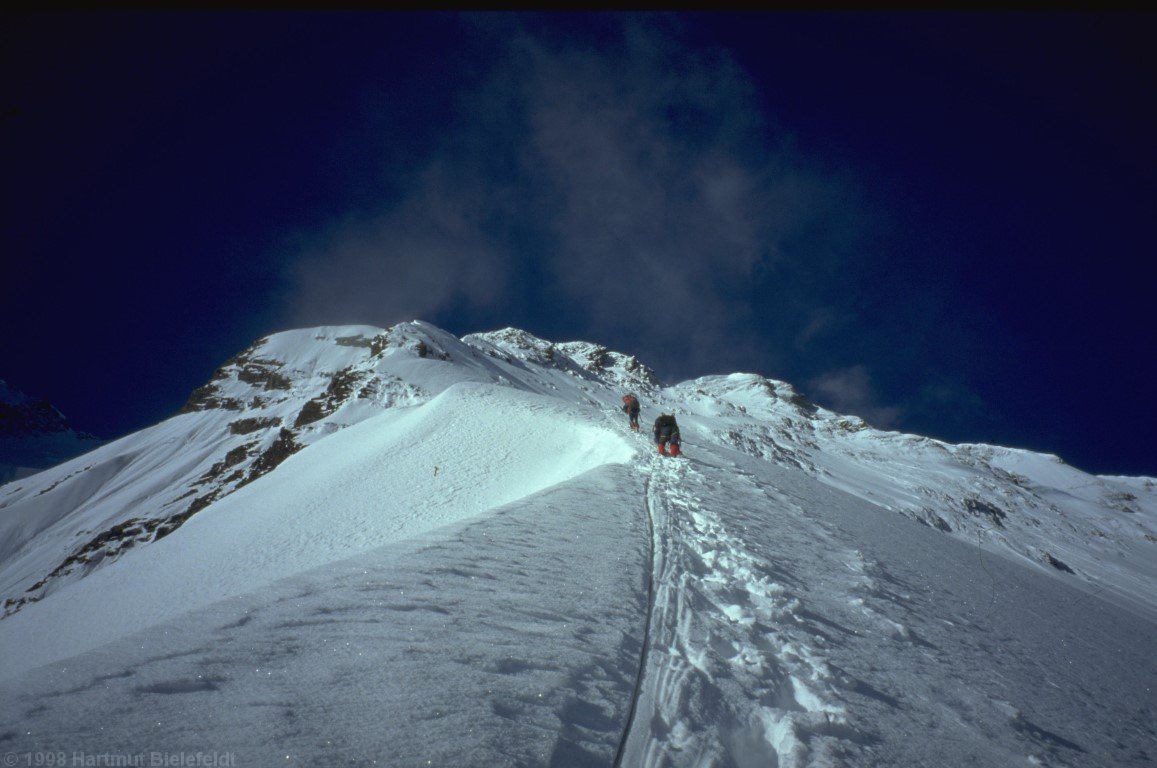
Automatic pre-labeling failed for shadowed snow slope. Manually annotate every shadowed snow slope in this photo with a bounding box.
[0,321,1154,767]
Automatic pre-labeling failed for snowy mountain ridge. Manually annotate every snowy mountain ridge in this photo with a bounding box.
[0,320,1153,767]
[0,322,661,619]
[6,319,1149,626]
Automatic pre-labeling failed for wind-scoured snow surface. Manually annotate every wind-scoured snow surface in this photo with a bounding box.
[0,321,1154,767]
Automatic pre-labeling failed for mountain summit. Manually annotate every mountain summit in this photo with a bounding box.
[0,320,1153,766]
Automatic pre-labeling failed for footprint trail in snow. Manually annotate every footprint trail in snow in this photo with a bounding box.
[619,439,871,768]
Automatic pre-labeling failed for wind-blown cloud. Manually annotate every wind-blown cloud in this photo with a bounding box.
[284,158,510,326]
[282,15,866,381]
[807,365,903,428]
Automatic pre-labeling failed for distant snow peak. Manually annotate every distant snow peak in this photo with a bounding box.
[0,380,102,484]
[0,379,71,437]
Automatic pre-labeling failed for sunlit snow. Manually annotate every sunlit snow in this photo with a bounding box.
[0,321,1153,767]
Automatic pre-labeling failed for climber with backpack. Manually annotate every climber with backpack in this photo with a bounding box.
[653,412,681,457]
[621,393,641,431]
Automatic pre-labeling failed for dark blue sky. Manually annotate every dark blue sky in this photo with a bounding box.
[3,12,1154,476]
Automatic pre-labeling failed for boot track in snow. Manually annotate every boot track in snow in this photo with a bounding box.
[615,435,867,767]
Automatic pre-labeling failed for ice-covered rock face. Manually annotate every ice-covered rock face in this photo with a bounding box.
[554,341,661,392]
[462,328,661,392]
[673,372,816,419]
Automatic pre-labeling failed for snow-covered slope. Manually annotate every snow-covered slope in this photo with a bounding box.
[0,323,655,618]
[0,321,1153,767]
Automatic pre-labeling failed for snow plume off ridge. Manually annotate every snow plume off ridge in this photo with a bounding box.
[0,320,1154,767]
